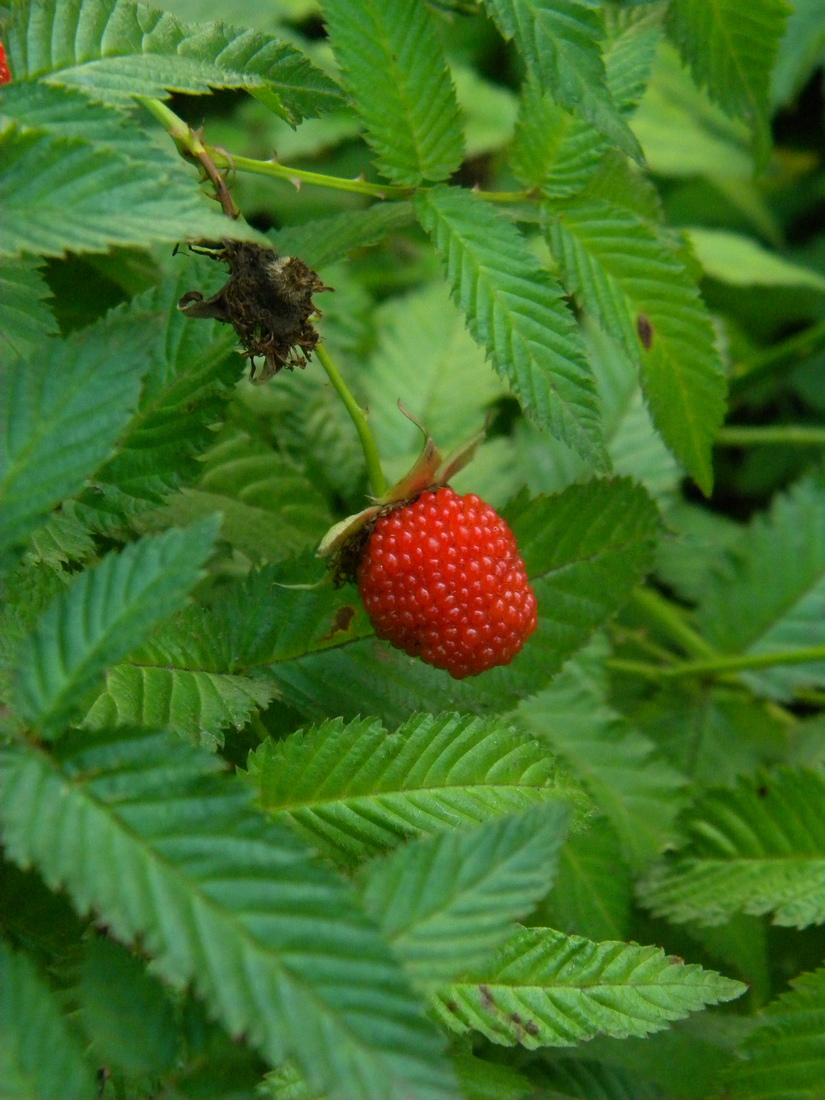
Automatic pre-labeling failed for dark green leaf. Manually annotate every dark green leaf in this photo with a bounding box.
[0,257,57,359]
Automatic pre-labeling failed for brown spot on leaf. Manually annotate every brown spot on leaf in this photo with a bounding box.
[637,313,653,350]
[446,1000,458,1013]
[524,1020,540,1037]
[319,605,356,643]
[479,984,496,1009]
[758,785,769,798]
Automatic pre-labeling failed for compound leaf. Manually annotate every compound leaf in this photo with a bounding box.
[0,313,156,566]
[0,729,455,1100]
[4,0,343,120]
[696,472,825,700]
[14,519,220,736]
[248,712,576,867]
[639,769,825,929]
[665,0,789,160]
[359,804,571,982]
[483,0,642,161]
[546,197,726,495]
[726,965,825,1099]
[431,926,745,1047]
[0,937,96,1100]
[416,185,606,469]
[322,0,463,184]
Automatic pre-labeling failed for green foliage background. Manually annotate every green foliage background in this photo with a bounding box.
[2,0,825,1097]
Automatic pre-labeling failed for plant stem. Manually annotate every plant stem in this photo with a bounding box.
[609,644,825,681]
[315,343,387,498]
[630,588,716,659]
[728,320,825,399]
[716,424,825,446]
[211,150,415,200]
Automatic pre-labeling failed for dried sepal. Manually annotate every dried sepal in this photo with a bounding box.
[178,240,332,381]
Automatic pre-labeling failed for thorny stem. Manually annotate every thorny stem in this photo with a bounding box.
[144,98,536,205]
[315,343,387,498]
[716,424,825,446]
[631,588,716,660]
[137,97,239,218]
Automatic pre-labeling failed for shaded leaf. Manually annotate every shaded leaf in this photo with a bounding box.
[0,257,57,359]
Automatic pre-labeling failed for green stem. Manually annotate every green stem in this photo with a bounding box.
[716,424,825,446]
[729,320,825,398]
[250,712,270,742]
[315,343,387,498]
[630,588,716,659]
[137,96,205,156]
[212,150,414,200]
[610,644,825,681]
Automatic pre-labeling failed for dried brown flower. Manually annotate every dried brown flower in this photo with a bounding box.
[178,240,332,381]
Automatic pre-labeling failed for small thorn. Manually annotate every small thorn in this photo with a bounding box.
[290,177,302,192]
[471,182,481,192]
[353,171,365,182]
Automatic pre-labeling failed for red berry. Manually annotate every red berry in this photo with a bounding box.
[0,44,11,85]
[357,486,538,679]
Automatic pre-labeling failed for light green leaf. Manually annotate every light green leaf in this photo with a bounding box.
[25,511,96,571]
[321,0,463,184]
[0,126,259,260]
[726,965,825,1099]
[14,519,220,735]
[452,64,519,158]
[4,0,343,120]
[0,730,456,1100]
[257,478,660,723]
[665,0,790,159]
[0,937,95,1100]
[271,203,416,271]
[248,712,577,866]
[546,197,727,494]
[432,926,745,1047]
[518,639,687,869]
[0,314,155,565]
[639,769,825,928]
[78,937,177,1078]
[696,472,825,700]
[362,282,507,476]
[0,257,57,359]
[687,228,825,291]
[483,0,642,161]
[416,185,607,469]
[360,804,571,982]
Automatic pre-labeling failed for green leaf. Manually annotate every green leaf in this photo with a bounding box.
[361,282,507,477]
[271,203,416,271]
[254,478,660,723]
[72,260,249,531]
[695,472,825,700]
[452,63,519,157]
[772,0,825,107]
[0,937,96,1100]
[510,7,661,194]
[517,639,687,869]
[640,769,825,929]
[531,1057,662,1100]
[14,519,220,736]
[78,936,178,1078]
[0,257,57,359]
[25,511,96,572]
[726,965,825,1099]
[416,185,607,468]
[0,126,259,260]
[687,228,825,291]
[0,80,178,165]
[431,925,745,1047]
[0,314,155,566]
[665,0,790,159]
[248,712,577,867]
[546,197,727,494]
[321,0,463,184]
[0,729,456,1100]
[360,804,571,982]
[4,0,344,120]
[482,0,642,161]
[540,816,632,942]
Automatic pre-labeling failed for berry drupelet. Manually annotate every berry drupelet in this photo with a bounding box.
[357,486,538,679]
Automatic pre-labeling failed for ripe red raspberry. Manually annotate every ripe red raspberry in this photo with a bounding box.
[357,486,538,679]
[0,43,11,85]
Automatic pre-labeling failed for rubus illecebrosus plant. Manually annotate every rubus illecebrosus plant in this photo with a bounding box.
[3,2,825,1100]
